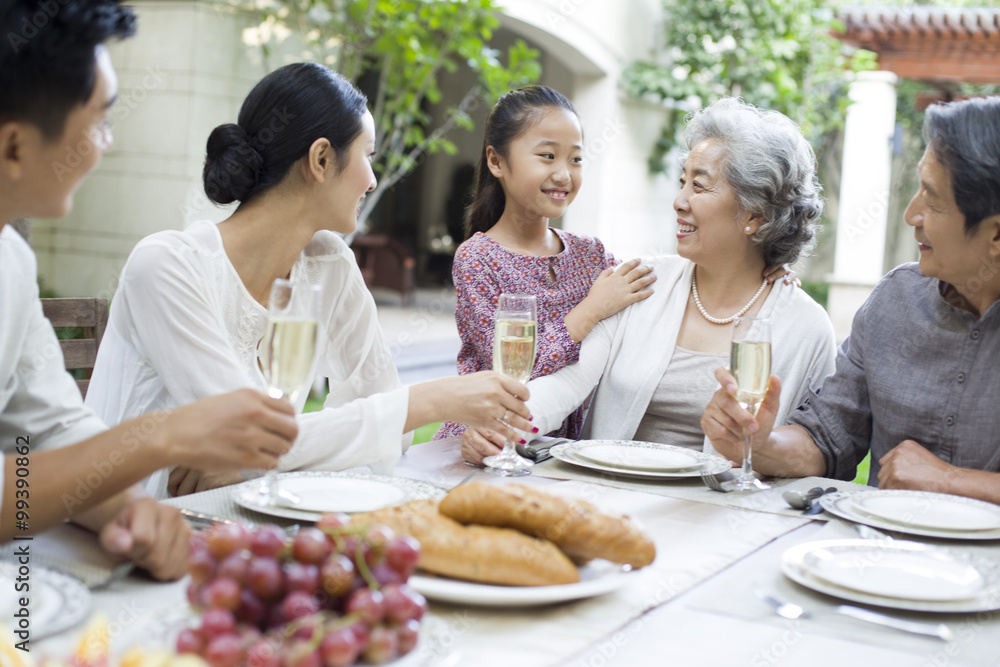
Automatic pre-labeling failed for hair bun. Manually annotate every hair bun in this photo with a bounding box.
[203,123,265,205]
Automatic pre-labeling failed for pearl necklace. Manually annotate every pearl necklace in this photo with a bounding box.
[690,267,768,325]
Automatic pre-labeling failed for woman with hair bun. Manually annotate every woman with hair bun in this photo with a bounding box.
[463,97,838,465]
[87,63,534,497]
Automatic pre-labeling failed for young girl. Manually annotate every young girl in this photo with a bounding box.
[434,86,656,443]
[86,63,534,497]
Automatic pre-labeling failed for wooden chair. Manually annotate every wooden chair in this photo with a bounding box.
[40,298,109,400]
[350,234,416,306]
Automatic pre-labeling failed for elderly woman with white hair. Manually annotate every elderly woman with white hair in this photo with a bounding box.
[462,97,838,462]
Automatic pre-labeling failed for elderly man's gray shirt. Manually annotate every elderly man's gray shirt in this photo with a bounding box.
[787,262,1000,483]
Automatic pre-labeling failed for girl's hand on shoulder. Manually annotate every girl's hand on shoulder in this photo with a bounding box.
[566,259,655,342]
[586,258,656,319]
[764,263,800,287]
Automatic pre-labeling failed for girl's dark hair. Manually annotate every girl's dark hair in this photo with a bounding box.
[465,86,577,239]
[203,63,368,205]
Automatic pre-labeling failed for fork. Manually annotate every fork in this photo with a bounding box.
[700,464,734,493]
[755,587,954,641]
[90,561,136,591]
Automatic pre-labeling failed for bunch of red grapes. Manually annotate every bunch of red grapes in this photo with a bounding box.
[177,513,427,667]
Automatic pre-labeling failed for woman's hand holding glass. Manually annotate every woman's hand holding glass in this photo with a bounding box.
[256,278,321,506]
[482,294,538,476]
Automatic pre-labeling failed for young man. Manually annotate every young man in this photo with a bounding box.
[0,0,298,579]
[702,96,1000,505]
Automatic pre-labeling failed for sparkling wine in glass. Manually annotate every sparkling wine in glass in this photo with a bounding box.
[721,316,772,492]
[256,278,321,506]
[483,294,537,477]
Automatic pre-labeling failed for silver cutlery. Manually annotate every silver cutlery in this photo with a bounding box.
[782,486,838,514]
[516,438,571,462]
[755,587,954,641]
[700,464,736,492]
[179,509,299,535]
[90,561,136,591]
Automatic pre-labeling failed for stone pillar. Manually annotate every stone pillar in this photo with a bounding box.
[826,71,898,342]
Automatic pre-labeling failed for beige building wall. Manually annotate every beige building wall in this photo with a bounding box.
[32,1,277,297]
[33,0,678,297]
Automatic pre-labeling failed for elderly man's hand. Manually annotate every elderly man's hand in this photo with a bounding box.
[878,440,956,493]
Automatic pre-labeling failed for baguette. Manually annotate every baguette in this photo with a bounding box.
[439,483,656,568]
[354,499,579,586]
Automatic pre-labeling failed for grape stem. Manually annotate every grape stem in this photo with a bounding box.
[354,540,379,591]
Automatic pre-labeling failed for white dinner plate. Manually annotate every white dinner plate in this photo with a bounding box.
[550,442,731,479]
[0,561,91,639]
[573,441,703,472]
[820,491,1000,541]
[408,559,634,607]
[851,492,1000,532]
[800,541,984,601]
[781,539,1000,613]
[232,471,445,522]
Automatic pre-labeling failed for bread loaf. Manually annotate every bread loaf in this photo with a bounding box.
[354,499,579,586]
[439,483,656,568]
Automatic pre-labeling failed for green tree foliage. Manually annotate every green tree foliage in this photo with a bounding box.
[248,0,541,226]
[621,0,876,172]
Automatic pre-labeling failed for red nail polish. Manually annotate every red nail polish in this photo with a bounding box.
[532,427,539,433]
[528,416,533,421]
[519,438,527,445]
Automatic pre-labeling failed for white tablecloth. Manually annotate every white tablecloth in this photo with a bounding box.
[31,438,999,667]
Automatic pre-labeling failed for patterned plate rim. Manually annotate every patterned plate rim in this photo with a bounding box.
[572,440,707,471]
[231,471,445,521]
[781,538,1000,613]
[1,562,91,640]
[799,540,987,602]
[848,489,1000,532]
[550,443,731,478]
[819,491,1000,541]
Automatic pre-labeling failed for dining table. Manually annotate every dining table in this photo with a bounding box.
[29,436,1000,667]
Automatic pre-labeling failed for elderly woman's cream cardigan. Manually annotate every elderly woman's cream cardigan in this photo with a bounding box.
[526,255,837,447]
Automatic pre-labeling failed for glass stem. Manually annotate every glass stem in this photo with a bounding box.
[500,437,515,457]
[742,426,754,482]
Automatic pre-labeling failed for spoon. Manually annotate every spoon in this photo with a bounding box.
[782,486,838,511]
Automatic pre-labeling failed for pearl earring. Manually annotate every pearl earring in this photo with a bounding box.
[745,226,752,233]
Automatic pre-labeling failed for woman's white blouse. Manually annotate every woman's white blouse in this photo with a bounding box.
[86,221,411,498]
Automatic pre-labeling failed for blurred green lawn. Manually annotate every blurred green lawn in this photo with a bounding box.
[307,393,871,480]
[304,394,439,444]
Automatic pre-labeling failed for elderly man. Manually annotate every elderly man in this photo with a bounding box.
[703,96,1000,504]
[0,0,298,577]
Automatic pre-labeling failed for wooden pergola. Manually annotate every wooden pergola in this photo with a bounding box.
[834,6,1000,99]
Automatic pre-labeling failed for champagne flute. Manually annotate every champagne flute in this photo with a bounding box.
[256,278,321,506]
[483,294,537,477]
[721,316,772,492]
